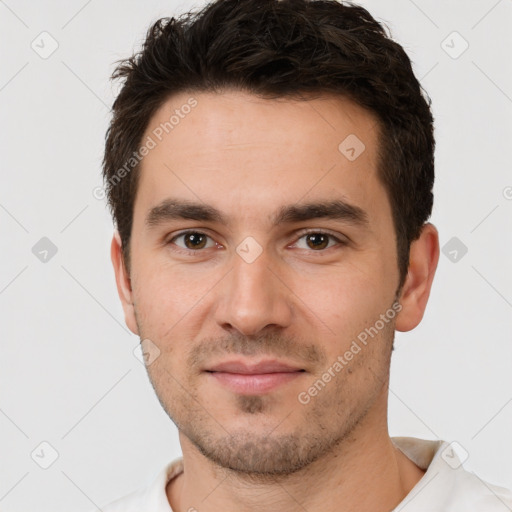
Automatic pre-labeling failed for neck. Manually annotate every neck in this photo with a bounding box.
[167,407,425,512]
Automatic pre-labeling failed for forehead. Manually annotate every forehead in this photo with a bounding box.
[143,89,379,161]
[136,90,386,225]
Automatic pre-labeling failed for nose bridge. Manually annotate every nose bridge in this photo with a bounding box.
[214,248,292,335]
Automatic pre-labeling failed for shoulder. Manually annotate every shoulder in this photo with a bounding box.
[89,457,184,512]
[392,437,512,511]
[450,468,512,511]
[99,488,146,512]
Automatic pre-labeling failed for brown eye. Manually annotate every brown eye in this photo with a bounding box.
[293,231,344,251]
[183,232,207,249]
[305,233,330,250]
[170,231,215,251]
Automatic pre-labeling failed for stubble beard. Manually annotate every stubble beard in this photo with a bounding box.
[135,306,396,480]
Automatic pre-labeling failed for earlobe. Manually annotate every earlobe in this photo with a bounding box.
[395,223,439,332]
[111,231,139,335]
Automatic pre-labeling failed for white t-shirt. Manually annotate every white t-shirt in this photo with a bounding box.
[96,437,512,511]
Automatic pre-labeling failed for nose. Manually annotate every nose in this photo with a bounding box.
[213,248,294,336]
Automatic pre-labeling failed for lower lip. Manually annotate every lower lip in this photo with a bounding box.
[207,371,303,394]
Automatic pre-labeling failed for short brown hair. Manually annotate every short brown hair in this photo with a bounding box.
[103,0,435,285]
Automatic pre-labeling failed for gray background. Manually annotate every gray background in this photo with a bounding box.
[1,0,511,510]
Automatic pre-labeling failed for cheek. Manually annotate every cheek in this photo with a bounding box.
[131,259,220,341]
[131,269,183,337]
[291,263,393,340]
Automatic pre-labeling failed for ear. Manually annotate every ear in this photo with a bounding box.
[395,223,439,332]
[111,231,139,335]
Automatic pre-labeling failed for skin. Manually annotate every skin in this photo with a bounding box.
[111,90,439,512]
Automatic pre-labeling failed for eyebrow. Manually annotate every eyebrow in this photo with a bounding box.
[145,198,369,228]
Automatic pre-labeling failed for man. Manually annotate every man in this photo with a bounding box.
[97,0,512,510]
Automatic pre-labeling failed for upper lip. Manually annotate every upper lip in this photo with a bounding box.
[206,359,304,374]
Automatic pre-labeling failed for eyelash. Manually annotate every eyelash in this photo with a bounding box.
[166,229,347,255]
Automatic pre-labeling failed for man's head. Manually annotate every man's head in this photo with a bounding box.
[105,0,439,477]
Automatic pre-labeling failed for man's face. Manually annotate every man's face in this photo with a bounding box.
[118,90,405,474]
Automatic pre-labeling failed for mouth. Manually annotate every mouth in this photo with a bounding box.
[204,359,306,394]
